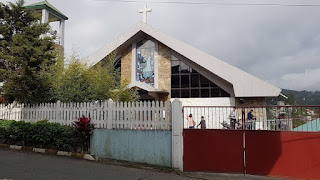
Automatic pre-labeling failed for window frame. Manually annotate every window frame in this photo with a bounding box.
[170,55,230,98]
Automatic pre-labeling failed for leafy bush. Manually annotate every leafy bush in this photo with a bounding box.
[6,120,33,145]
[0,119,77,151]
[0,120,15,128]
[0,120,15,143]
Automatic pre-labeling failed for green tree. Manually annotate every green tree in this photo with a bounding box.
[52,51,137,102]
[0,0,56,103]
[52,52,91,102]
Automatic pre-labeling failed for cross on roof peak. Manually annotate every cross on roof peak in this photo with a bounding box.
[139,4,152,24]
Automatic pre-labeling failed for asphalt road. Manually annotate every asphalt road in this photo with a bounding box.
[0,149,193,180]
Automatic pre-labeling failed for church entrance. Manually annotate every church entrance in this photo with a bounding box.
[137,89,155,101]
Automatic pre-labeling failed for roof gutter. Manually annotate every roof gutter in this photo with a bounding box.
[280,92,288,99]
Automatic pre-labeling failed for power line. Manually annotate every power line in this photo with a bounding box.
[91,0,320,7]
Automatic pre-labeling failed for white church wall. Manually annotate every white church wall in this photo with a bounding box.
[171,97,235,129]
[171,97,235,106]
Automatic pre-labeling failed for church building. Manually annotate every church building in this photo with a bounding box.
[86,6,281,107]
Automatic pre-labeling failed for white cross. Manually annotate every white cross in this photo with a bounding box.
[139,4,152,24]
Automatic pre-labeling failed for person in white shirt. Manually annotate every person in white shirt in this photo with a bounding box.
[229,107,238,129]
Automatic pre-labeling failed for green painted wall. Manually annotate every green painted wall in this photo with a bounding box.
[90,129,172,167]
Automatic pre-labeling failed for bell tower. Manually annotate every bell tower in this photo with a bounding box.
[25,0,68,47]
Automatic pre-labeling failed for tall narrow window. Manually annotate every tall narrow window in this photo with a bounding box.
[113,57,121,84]
[114,58,121,72]
[136,39,155,87]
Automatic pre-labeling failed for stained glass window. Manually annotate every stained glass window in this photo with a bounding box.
[136,39,155,87]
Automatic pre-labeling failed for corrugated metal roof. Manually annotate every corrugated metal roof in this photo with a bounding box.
[25,0,68,20]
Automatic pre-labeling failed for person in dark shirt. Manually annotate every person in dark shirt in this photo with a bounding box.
[248,110,254,120]
[247,110,255,129]
[197,116,206,129]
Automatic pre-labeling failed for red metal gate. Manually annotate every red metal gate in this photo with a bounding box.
[245,130,320,179]
[183,129,244,173]
[184,129,320,179]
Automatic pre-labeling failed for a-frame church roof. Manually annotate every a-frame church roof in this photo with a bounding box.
[86,22,281,97]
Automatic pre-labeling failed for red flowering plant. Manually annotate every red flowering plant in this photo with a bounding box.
[73,115,94,153]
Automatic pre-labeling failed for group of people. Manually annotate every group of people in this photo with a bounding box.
[186,114,206,129]
[186,108,256,130]
[229,107,255,129]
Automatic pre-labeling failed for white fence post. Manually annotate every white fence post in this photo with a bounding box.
[172,99,183,171]
[55,101,61,124]
[107,99,113,129]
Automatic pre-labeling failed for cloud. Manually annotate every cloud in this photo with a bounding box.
[6,0,320,91]
[278,68,320,91]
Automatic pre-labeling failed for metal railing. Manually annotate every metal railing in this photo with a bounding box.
[183,105,320,132]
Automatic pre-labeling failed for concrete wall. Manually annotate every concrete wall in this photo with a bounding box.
[90,129,172,167]
[235,97,266,106]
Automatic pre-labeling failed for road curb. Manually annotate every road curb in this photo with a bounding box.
[0,143,9,149]
[0,143,95,161]
[33,148,45,153]
[57,151,71,156]
[10,145,22,150]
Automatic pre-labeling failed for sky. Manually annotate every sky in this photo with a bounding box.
[6,0,320,91]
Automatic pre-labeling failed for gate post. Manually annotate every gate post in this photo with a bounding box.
[172,99,183,171]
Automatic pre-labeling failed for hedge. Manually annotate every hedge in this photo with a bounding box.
[0,120,77,152]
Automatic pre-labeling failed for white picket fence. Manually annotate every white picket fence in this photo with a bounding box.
[0,100,171,130]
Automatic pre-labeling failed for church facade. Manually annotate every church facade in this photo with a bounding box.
[86,22,281,107]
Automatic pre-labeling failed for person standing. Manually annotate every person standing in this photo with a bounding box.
[197,116,206,129]
[187,114,196,129]
[247,109,255,130]
[229,107,238,129]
